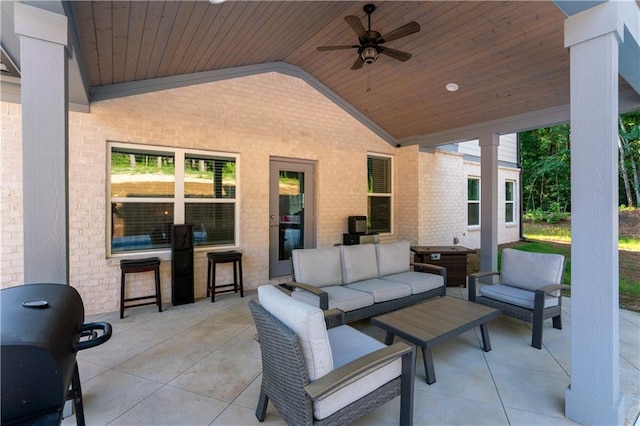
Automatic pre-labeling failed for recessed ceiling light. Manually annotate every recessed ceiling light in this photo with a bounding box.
[209,0,226,4]
[445,83,459,92]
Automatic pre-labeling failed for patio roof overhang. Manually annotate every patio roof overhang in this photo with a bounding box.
[2,1,639,147]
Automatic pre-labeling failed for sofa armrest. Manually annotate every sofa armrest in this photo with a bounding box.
[280,282,329,310]
[304,342,415,401]
[468,271,500,302]
[412,262,447,296]
[411,261,445,277]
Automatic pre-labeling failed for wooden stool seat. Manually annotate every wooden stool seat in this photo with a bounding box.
[120,257,162,318]
[207,251,243,302]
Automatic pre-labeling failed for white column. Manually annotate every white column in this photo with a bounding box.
[564,4,624,424]
[479,134,499,272]
[14,4,69,284]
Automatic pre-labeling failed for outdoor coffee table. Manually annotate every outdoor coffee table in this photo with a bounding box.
[371,296,501,384]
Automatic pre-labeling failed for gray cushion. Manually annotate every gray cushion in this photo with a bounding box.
[479,283,560,310]
[292,285,374,312]
[500,248,564,291]
[340,244,379,284]
[313,325,401,420]
[258,285,333,381]
[381,271,444,294]
[292,247,342,287]
[376,240,411,276]
[345,278,412,303]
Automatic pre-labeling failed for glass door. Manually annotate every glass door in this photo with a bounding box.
[269,159,315,277]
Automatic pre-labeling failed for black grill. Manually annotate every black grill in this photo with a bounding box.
[1,283,112,425]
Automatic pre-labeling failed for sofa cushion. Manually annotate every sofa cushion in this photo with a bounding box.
[345,278,412,303]
[292,247,343,287]
[479,283,560,310]
[292,285,374,312]
[314,325,401,420]
[340,244,379,284]
[381,271,444,294]
[500,248,564,292]
[258,285,333,381]
[376,240,411,276]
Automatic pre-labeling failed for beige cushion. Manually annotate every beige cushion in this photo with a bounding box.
[381,271,444,294]
[258,285,333,381]
[480,284,560,309]
[345,278,411,303]
[292,247,343,287]
[340,244,379,284]
[500,248,564,291]
[376,240,411,276]
[292,285,374,312]
[314,325,401,420]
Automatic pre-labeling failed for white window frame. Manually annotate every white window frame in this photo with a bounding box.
[107,142,239,257]
[505,180,516,225]
[367,153,394,235]
[467,176,480,228]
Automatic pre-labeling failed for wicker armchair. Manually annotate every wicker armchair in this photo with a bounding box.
[468,248,568,349]
[249,285,415,425]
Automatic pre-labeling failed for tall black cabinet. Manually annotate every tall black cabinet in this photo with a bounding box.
[171,224,194,305]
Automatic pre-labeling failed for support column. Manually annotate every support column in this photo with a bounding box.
[564,4,624,424]
[479,134,499,272]
[14,4,69,284]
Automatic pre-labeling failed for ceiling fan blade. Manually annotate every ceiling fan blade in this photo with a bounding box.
[380,46,412,62]
[317,45,359,52]
[345,15,367,39]
[379,21,420,43]
[351,56,365,70]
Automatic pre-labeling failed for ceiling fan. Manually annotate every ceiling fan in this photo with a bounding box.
[317,4,421,70]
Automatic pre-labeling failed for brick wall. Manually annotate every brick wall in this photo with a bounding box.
[1,72,520,314]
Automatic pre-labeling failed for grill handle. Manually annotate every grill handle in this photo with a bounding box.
[77,322,112,351]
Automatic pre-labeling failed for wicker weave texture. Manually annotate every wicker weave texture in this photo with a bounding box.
[476,296,562,322]
[342,287,444,324]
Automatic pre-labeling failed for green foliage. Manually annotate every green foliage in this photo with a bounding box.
[519,125,571,214]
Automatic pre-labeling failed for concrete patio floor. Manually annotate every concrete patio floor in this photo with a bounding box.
[65,287,640,426]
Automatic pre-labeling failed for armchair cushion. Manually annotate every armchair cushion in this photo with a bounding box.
[381,271,444,294]
[340,244,379,284]
[500,248,564,292]
[313,325,402,420]
[258,285,333,381]
[292,247,343,287]
[479,284,560,310]
[375,240,411,276]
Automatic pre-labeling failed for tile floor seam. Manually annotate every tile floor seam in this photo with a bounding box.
[480,338,512,425]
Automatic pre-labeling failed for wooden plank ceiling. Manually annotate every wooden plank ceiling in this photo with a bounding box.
[70,1,581,140]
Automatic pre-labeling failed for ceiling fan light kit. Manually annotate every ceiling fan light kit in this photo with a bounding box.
[317,3,420,70]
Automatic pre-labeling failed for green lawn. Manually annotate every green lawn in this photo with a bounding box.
[520,222,640,304]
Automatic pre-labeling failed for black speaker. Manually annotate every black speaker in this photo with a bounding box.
[171,225,194,305]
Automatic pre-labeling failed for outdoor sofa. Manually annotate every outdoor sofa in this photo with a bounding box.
[285,240,446,326]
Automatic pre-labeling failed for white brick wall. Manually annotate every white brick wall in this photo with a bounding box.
[1,71,520,314]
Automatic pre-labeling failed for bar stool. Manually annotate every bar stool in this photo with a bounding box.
[120,257,162,319]
[207,251,243,302]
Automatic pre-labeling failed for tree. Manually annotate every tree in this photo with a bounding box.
[520,111,640,214]
[519,125,571,213]
[618,111,640,206]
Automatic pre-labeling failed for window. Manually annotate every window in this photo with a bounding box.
[109,143,237,254]
[467,177,480,227]
[367,154,392,233]
[505,180,515,224]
